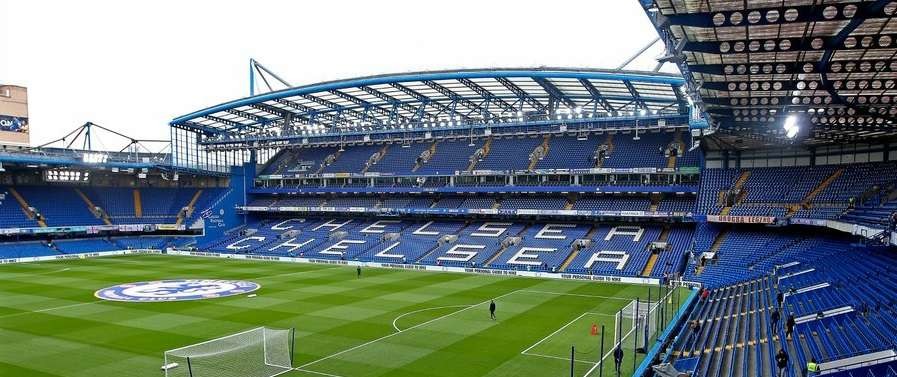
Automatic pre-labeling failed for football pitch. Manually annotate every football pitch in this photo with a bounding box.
[0,255,689,377]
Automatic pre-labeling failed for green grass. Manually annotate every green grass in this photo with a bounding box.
[0,255,688,377]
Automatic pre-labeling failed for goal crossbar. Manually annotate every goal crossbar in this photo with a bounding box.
[163,326,294,377]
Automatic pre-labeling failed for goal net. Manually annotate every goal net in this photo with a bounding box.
[614,298,662,351]
[163,327,294,377]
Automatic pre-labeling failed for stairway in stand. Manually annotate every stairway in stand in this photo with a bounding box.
[466,137,492,172]
[176,189,204,226]
[132,189,143,219]
[640,226,671,276]
[787,167,844,216]
[527,135,550,170]
[74,188,112,225]
[720,171,751,215]
[9,187,46,227]
[411,142,438,172]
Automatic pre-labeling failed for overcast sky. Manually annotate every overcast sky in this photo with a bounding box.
[0,0,675,149]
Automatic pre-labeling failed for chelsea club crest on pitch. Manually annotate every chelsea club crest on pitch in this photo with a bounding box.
[94,279,260,302]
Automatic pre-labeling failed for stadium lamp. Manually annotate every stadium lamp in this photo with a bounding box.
[783,114,799,139]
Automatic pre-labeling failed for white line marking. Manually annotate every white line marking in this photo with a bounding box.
[519,289,634,301]
[298,289,520,369]
[0,301,98,320]
[521,312,591,354]
[33,267,71,275]
[520,351,598,365]
[583,325,637,377]
[262,267,330,280]
[294,368,346,377]
[586,312,619,317]
[391,305,472,332]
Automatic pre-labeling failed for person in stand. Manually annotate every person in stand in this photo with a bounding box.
[701,288,710,302]
[489,300,496,320]
[785,313,796,340]
[806,357,821,376]
[691,320,701,345]
[613,345,624,375]
[776,349,789,377]
[776,290,784,309]
[770,307,781,331]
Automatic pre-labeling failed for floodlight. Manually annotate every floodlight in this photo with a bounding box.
[783,114,799,139]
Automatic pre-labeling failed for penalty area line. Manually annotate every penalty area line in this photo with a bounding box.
[519,289,635,301]
[391,305,472,332]
[521,311,591,354]
[297,289,521,369]
[520,351,599,366]
[583,324,638,377]
[294,368,346,377]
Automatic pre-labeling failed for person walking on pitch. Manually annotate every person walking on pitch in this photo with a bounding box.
[489,300,496,320]
[613,345,624,375]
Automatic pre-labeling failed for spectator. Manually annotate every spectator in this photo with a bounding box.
[776,349,789,377]
[776,290,784,308]
[700,288,710,302]
[691,320,701,345]
[806,357,820,376]
[785,313,795,340]
[613,345,624,375]
[770,308,780,331]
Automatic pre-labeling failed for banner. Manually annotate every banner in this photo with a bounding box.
[0,115,27,133]
[237,205,687,220]
[706,215,775,224]
[0,85,29,146]
[0,116,28,146]
[789,218,827,227]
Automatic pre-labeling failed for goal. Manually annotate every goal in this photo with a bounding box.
[614,291,673,352]
[163,327,294,377]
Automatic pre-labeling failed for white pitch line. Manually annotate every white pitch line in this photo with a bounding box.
[294,368,347,377]
[392,305,472,332]
[298,289,521,369]
[262,267,332,280]
[586,312,619,317]
[519,289,634,301]
[520,351,598,366]
[32,267,71,275]
[521,311,591,354]
[0,301,98,320]
[583,325,637,377]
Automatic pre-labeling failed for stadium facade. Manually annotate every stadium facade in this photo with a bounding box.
[2,1,897,376]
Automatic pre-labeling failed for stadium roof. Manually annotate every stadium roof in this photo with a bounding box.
[171,68,688,140]
[642,0,897,148]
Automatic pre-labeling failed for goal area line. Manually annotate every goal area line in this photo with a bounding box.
[298,289,659,377]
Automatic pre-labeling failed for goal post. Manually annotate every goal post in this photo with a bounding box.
[613,287,676,352]
[163,327,294,377]
[615,298,661,350]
